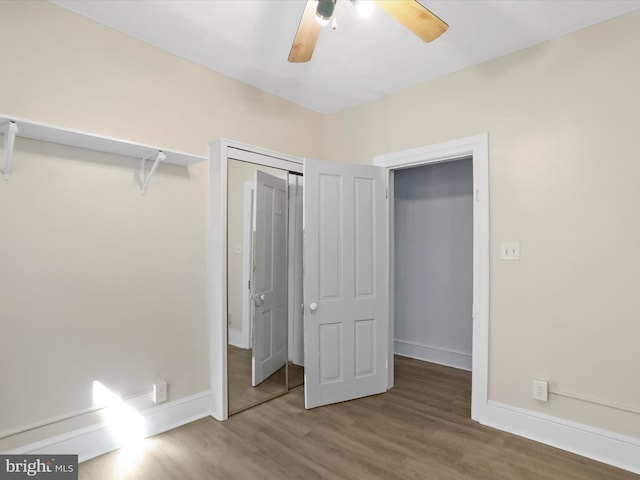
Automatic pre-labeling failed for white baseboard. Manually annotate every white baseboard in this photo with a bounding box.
[6,385,638,475]
[394,339,472,371]
[479,400,640,475]
[5,391,213,463]
[228,328,249,349]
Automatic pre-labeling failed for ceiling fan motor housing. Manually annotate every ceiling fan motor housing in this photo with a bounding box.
[316,0,337,22]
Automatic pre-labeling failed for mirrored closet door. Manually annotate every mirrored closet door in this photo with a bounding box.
[226,158,304,415]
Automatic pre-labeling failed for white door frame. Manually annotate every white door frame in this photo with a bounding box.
[373,133,489,422]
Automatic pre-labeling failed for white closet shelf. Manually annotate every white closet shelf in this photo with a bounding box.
[1,113,206,193]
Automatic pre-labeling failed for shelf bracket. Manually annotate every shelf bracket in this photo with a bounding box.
[140,150,166,194]
[2,121,18,181]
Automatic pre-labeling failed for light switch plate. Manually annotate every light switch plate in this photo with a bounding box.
[500,241,520,260]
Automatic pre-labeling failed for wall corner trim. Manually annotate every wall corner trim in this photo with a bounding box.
[480,400,640,475]
[4,391,213,463]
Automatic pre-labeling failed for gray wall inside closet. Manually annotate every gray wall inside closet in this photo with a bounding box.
[394,158,473,370]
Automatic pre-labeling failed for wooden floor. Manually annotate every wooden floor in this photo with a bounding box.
[228,346,304,414]
[79,356,638,479]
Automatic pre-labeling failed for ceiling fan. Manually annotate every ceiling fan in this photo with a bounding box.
[288,0,448,63]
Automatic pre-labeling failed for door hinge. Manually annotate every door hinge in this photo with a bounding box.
[475,189,479,202]
[385,187,389,199]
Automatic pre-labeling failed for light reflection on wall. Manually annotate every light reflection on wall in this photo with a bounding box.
[92,381,148,471]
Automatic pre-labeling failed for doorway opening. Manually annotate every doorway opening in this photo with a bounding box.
[394,157,473,368]
[375,133,489,422]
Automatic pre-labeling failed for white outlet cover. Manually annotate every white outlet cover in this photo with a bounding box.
[500,241,520,261]
[532,379,548,402]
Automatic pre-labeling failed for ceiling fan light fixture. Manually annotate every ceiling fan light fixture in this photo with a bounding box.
[315,0,336,25]
[354,0,374,18]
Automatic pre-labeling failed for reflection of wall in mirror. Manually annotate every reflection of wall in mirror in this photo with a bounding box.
[227,161,256,348]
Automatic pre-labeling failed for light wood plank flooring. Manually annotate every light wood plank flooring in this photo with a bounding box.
[228,346,304,414]
[79,356,638,479]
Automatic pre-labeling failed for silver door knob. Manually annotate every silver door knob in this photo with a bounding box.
[309,302,318,312]
[254,293,265,306]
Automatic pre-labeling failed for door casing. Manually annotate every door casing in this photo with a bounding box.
[373,133,489,422]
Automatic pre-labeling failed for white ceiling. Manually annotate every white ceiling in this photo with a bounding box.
[51,0,640,114]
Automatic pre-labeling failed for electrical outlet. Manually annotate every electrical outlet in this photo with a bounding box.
[500,241,520,260]
[532,380,548,402]
[153,381,167,404]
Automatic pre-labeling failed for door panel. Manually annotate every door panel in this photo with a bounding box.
[318,174,342,300]
[304,158,388,409]
[355,178,375,297]
[319,323,342,383]
[354,319,375,377]
[252,170,288,387]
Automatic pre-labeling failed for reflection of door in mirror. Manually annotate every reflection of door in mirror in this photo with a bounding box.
[252,170,287,386]
[227,159,303,415]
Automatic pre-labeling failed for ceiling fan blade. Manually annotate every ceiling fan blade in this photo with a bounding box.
[373,0,448,43]
[288,0,322,63]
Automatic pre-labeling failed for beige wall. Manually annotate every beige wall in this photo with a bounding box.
[0,0,322,450]
[326,11,640,438]
[227,160,256,338]
[2,0,639,453]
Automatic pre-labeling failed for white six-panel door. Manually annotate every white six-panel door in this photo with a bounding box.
[252,170,288,387]
[303,158,388,409]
